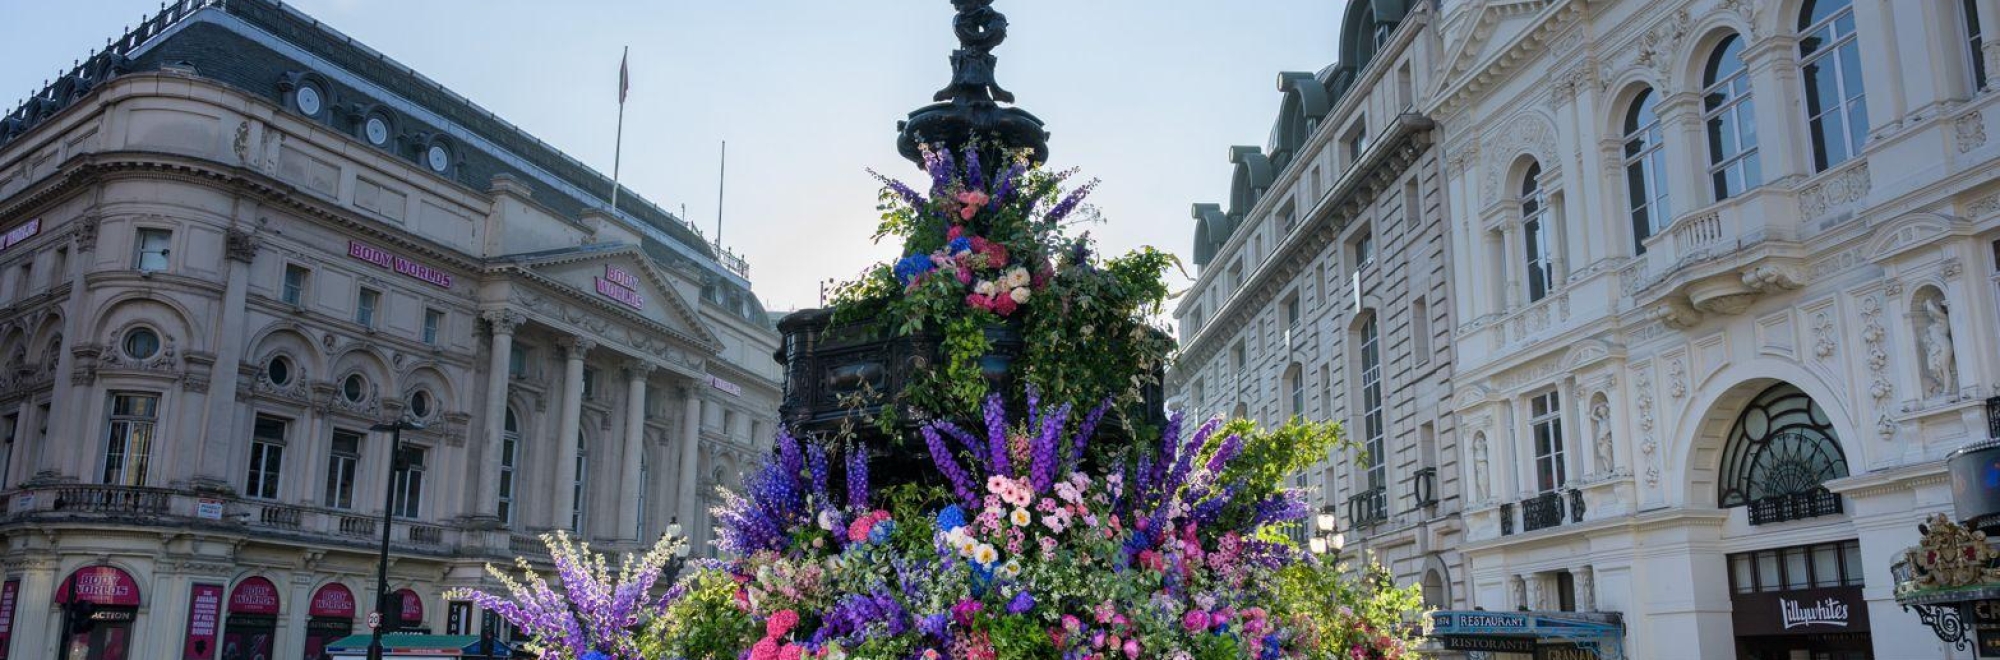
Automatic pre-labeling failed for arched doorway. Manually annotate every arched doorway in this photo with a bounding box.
[55,566,142,660]
[1714,383,1870,659]
[223,577,280,660]
[303,583,355,660]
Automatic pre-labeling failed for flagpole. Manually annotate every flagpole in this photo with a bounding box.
[611,46,628,213]
[715,140,727,247]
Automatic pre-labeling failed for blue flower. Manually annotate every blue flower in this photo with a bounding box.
[935,505,967,533]
[581,651,608,660]
[1007,591,1036,615]
[948,236,973,255]
[894,254,937,285]
[868,519,896,544]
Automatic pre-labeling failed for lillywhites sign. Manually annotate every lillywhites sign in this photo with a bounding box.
[348,240,453,289]
[594,265,645,309]
[1780,597,1849,629]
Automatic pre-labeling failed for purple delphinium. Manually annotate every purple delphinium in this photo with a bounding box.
[1205,433,1244,476]
[923,424,980,505]
[846,444,871,512]
[983,394,1011,475]
[1045,178,1100,225]
[1030,402,1070,493]
[1071,398,1112,465]
[869,169,928,211]
[448,531,683,660]
[964,146,984,192]
[808,442,832,507]
[991,161,1026,206]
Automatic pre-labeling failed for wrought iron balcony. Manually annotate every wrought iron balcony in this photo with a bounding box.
[1410,467,1438,509]
[1522,490,1567,532]
[1347,487,1388,529]
[1747,487,1843,525]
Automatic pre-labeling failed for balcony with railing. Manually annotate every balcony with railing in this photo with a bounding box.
[1409,467,1438,510]
[1347,487,1388,529]
[1,484,488,558]
[1519,489,1586,533]
[48,485,172,514]
[1621,182,1819,318]
[1747,487,1843,526]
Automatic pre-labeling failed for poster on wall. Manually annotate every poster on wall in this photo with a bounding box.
[0,580,19,660]
[181,584,222,660]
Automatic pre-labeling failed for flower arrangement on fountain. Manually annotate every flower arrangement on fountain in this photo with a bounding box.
[629,392,1426,660]
[837,144,1177,436]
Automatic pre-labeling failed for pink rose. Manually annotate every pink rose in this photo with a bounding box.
[848,518,874,543]
[1122,638,1140,658]
[1182,609,1209,632]
[992,294,1017,315]
[957,190,990,208]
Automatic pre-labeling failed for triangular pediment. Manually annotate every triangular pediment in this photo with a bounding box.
[505,244,722,353]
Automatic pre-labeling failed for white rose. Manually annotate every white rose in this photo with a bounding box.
[1006,266,1031,288]
[1010,287,1031,304]
[975,280,998,297]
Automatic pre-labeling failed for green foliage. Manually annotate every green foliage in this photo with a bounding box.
[1270,554,1428,660]
[641,570,757,660]
[1216,417,1348,502]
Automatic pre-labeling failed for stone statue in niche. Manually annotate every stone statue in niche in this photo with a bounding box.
[1508,576,1527,611]
[1921,295,1957,398]
[1471,433,1490,501]
[1591,396,1614,474]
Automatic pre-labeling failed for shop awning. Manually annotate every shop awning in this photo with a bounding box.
[1429,610,1625,659]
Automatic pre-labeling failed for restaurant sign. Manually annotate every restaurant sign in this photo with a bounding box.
[1439,635,1536,653]
[1537,643,1602,660]
[348,240,453,289]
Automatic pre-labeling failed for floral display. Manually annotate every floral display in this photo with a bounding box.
[836,145,1176,438]
[637,391,1425,660]
[446,531,689,660]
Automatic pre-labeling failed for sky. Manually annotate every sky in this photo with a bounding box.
[0,0,1345,314]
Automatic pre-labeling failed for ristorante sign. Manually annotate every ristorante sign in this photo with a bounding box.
[348,240,453,289]
[1731,585,1869,636]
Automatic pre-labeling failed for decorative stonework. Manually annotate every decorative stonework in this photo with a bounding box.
[1741,265,1805,292]
[1904,513,2000,589]
[225,228,260,263]
[1861,295,1891,402]
[1957,110,1987,153]
[1812,311,1837,359]
[1666,359,1686,400]
[1635,368,1659,488]
[1943,257,1964,279]
[1481,112,1558,201]
[482,309,525,335]
[1798,162,1872,219]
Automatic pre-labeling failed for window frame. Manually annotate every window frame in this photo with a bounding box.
[102,392,160,486]
[1703,35,1763,200]
[1521,164,1554,302]
[1530,389,1567,493]
[391,444,427,519]
[282,264,310,306]
[422,308,443,345]
[1799,0,1869,172]
[133,228,172,272]
[1356,316,1385,494]
[326,429,362,509]
[499,408,521,525]
[356,287,381,328]
[1623,88,1670,254]
[245,415,288,500]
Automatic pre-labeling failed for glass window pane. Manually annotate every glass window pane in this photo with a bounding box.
[1732,554,1755,594]
[1784,547,1811,590]
[1813,544,1842,587]
[1842,542,1865,586]
[1757,551,1782,592]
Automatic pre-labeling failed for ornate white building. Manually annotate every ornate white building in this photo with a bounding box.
[0,2,779,660]
[1168,0,1467,616]
[1429,0,2000,657]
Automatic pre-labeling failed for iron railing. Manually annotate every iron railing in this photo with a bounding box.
[1522,491,1567,532]
[1347,487,1388,528]
[1410,467,1438,509]
[1747,487,1844,525]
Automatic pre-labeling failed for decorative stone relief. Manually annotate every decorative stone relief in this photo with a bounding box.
[1798,162,1872,219]
[1471,432,1490,502]
[1481,112,1558,201]
[1667,359,1687,399]
[1861,295,1892,402]
[1958,110,1987,153]
[1636,369,1659,488]
[1812,311,1837,359]
[1590,393,1614,475]
[225,228,259,263]
[1943,257,1964,279]
[232,121,250,164]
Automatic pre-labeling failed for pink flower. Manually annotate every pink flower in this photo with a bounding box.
[848,518,874,543]
[992,294,1017,315]
[947,225,965,241]
[750,639,780,660]
[1121,638,1139,658]
[957,190,991,208]
[1062,615,1082,631]
[1182,609,1209,632]
[965,293,991,310]
[955,267,973,285]
[778,646,803,660]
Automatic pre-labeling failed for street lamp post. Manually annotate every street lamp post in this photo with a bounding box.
[367,418,425,660]
[1309,505,1344,559]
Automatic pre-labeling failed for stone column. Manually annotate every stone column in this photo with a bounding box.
[618,360,653,541]
[191,227,258,489]
[552,338,593,531]
[1500,223,1522,310]
[47,218,98,481]
[474,311,523,522]
[1743,37,1808,185]
[677,386,704,539]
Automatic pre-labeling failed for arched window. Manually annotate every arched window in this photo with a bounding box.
[1355,315,1384,494]
[499,408,522,525]
[1718,384,1850,524]
[1965,0,1989,91]
[1623,89,1670,253]
[1422,569,1450,609]
[1800,0,1868,170]
[1520,163,1554,302]
[1703,34,1762,199]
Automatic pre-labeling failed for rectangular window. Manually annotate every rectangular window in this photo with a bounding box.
[245,416,287,500]
[16,262,31,299]
[1344,120,1369,164]
[509,345,528,378]
[1358,319,1384,493]
[326,430,361,509]
[571,447,588,533]
[422,309,443,345]
[356,288,380,328]
[1352,230,1374,269]
[1284,294,1301,329]
[0,411,17,490]
[498,423,519,525]
[1968,0,1989,91]
[1411,297,1431,365]
[1525,211,1553,302]
[1280,202,1298,234]
[282,265,309,306]
[636,455,650,540]
[1531,390,1566,492]
[1396,62,1414,110]
[102,392,159,486]
[391,445,426,519]
[134,229,171,272]
[51,247,67,283]
[1727,541,1865,595]
[1403,179,1421,229]
[582,367,599,400]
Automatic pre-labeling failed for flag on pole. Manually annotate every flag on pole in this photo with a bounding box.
[618,47,630,104]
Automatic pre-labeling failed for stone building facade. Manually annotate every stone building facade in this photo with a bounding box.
[1431,0,2000,657]
[1168,0,1466,615]
[0,2,779,660]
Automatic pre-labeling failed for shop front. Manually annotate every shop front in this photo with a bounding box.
[1428,610,1625,659]
[222,577,280,660]
[391,589,425,634]
[304,584,356,660]
[56,567,142,660]
[1728,540,1873,659]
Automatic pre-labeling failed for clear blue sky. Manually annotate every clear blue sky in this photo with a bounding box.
[0,1,1345,313]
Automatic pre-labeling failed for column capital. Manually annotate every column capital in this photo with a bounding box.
[623,359,656,378]
[481,310,526,335]
[559,337,597,359]
[225,228,261,263]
